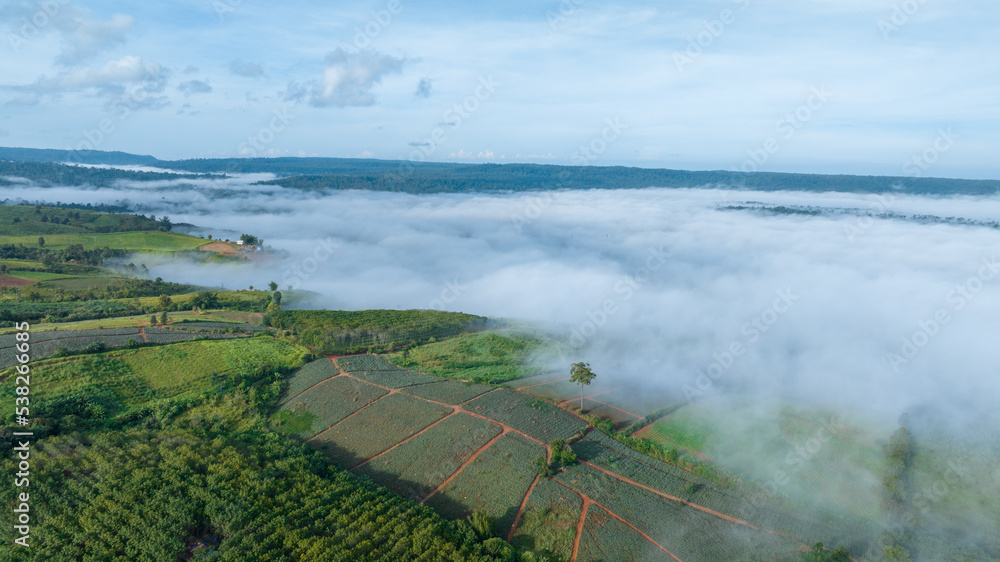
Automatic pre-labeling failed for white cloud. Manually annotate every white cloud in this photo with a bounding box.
[177,79,212,96]
[7,55,169,108]
[290,48,406,108]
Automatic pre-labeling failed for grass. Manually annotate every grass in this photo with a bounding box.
[0,337,309,421]
[354,413,503,502]
[4,270,81,281]
[387,331,544,383]
[309,393,452,468]
[0,259,46,269]
[425,432,545,536]
[509,478,582,561]
[0,231,207,252]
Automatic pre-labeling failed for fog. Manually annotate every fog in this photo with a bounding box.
[8,177,1000,430]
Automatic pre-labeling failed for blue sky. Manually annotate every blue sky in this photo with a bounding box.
[1,0,997,178]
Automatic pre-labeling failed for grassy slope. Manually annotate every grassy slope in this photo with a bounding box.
[386,330,544,383]
[0,231,206,252]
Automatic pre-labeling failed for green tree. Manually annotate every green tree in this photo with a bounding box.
[882,545,912,562]
[37,236,45,247]
[570,361,597,411]
[160,310,169,324]
[272,291,282,306]
[158,294,172,310]
[268,281,278,291]
[150,315,157,325]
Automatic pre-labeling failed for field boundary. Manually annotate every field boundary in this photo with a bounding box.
[507,475,540,542]
[421,429,508,503]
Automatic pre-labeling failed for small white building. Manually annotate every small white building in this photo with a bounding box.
[236,240,244,246]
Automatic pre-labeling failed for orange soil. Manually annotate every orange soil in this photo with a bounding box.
[0,275,35,287]
[197,241,240,255]
[507,476,540,542]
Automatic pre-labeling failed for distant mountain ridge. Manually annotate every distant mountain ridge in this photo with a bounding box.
[1,146,998,196]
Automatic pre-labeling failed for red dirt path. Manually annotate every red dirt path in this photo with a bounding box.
[507,476,540,542]
[0,275,34,288]
[553,480,682,562]
[421,429,509,503]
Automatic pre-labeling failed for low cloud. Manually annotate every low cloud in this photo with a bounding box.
[6,55,169,108]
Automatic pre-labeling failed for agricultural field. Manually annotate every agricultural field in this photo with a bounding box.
[354,413,503,501]
[337,353,403,372]
[576,504,665,562]
[342,363,443,389]
[0,337,309,424]
[464,388,588,443]
[402,379,494,405]
[424,432,545,537]
[502,371,565,389]
[0,231,207,252]
[509,478,582,561]
[270,376,388,438]
[279,358,341,404]
[555,463,804,561]
[386,330,545,383]
[636,396,889,522]
[0,310,255,333]
[162,320,267,332]
[308,393,452,468]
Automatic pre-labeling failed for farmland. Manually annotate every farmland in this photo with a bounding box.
[308,393,452,468]
[575,504,666,562]
[270,376,389,438]
[402,379,494,405]
[464,388,588,443]
[509,478,582,561]
[354,413,503,501]
[425,432,545,536]
[0,231,207,252]
[279,358,341,403]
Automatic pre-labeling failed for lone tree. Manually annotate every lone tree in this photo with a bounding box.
[570,362,597,412]
[37,236,45,247]
[268,281,278,291]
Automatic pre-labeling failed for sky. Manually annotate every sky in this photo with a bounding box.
[1,0,998,178]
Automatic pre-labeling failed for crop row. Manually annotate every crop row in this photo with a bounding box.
[556,463,802,561]
[509,477,583,561]
[464,389,587,443]
[401,380,493,405]
[164,321,266,333]
[309,393,452,469]
[354,413,503,502]
[425,432,544,537]
[347,368,442,389]
[279,358,341,405]
[576,504,664,562]
[337,354,406,372]
[276,377,389,439]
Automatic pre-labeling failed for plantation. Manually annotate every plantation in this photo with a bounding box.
[425,433,545,537]
[502,371,564,389]
[338,353,401,372]
[556,463,803,561]
[265,309,487,354]
[402,379,494,405]
[464,388,588,443]
[575,504,664,562]
[337,355,444,388]
[279,358,341,404]
[163,320,267,332]
[386,330,544,383]
[271,376,388,438]
[0,327,143,368]
[354,413,503,501]
[309,393,452,468]
[509,478,582,561]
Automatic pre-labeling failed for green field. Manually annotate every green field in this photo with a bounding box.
[387,330,545,383]
[0,231,206,252]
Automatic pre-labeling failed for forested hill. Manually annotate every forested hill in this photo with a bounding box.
[3,146,998,196]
